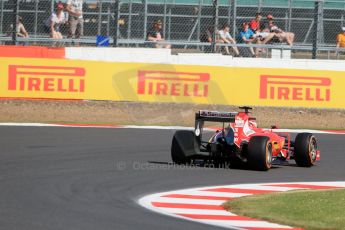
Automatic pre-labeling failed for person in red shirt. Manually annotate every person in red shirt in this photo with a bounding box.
[250,13,262,32]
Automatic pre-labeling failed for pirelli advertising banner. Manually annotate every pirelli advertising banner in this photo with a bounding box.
[0,57,344,109]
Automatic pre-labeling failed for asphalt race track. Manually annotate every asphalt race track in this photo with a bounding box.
[1,126,344,230]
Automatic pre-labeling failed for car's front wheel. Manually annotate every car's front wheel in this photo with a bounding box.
[247,136,272,171]
[294,133,317,167]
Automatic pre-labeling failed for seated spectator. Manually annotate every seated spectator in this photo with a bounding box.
[252,25,276,55]
[254,24,275,44]
[336,27,345,48]
[267,16,295,46]
[261,14,280,43]
[250,12,262,32]
[265,14,274,26]
[217,24,239,56]
[16,16,29,38]
[200,27,215,53]
[7,16,29,38]
[200,27,225,53]
[200,27,213,43]
[6,16,29,45]
[44,2,66,41]
[147,20,171,49]
[237,22,257,57]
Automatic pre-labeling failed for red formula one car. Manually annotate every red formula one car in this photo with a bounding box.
[171,107,320,171]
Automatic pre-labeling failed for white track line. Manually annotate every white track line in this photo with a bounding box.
[149,197,225,205]
[0,122,344,134]
[138,181,345,230]
[153,208,233,215]
[197,219,295,228]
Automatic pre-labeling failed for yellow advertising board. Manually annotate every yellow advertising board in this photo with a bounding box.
[0,57,344,109]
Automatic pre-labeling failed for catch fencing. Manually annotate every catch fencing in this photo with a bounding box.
[0,0,345,58]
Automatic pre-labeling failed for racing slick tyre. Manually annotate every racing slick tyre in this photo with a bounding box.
[294,133,317,167]
[247,136,272,171]
[171,130,197,165]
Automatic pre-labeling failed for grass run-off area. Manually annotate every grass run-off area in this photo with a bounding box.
[224,189,345,230]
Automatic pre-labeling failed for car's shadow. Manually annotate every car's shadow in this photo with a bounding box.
[148,161,282,171]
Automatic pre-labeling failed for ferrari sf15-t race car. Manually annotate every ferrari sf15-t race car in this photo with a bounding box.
[171,107,320,171]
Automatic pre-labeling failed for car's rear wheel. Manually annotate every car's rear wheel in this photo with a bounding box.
[247,136,272,171]
[294,133,317,167]
[171,130,196,164]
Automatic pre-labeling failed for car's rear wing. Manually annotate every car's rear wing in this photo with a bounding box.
[195,110,238,123]
[194,110,238,140]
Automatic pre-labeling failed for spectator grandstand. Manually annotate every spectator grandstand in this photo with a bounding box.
[0,0,344,59]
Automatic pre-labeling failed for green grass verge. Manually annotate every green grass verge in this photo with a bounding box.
[223,189,345,230]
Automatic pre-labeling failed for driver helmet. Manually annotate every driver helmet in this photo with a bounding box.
[248,120,258,128]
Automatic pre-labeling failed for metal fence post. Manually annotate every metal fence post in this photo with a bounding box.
[258,0,262,12]
[34,0,39,38]
[284,12,288,32]
[288,0,292,32]
[127,0,132,39]
[106,6,110,36]
[113,0,119,47]
[0,0,4,35]
[143,0,147,40]
[312,0,322,59]
[12,0,19,45]
[211,0,218,53]
[231,0,236,38]
[163,0,167,38]
[51,0,54,13]
[167,6,171,40]
[319,1,324,45]
[98,0,103,35]
[227,0,231,29]
[197,0,202,45]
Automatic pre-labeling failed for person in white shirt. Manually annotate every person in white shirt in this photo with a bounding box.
[45,2,66,40]
[66,0,83,39]
[217,24,240,56]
